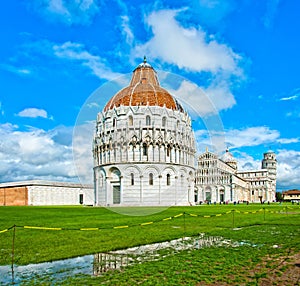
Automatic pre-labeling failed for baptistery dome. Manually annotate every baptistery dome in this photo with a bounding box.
[104,57,184,112]
[93,58,196,207]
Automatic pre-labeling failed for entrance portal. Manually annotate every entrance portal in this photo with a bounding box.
[113,186,121,204]
[109,167,121,205]
[220,193,224,202]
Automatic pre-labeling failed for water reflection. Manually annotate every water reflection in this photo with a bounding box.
[0,235,229,284]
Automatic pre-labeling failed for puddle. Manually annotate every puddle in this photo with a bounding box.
[0,234,240,285]
[0,255,94,285]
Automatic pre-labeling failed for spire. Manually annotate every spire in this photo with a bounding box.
[135,56,152,70]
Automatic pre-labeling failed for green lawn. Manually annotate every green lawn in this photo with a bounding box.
[1,203,299,285]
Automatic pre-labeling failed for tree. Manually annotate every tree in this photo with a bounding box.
[275,191,283,202]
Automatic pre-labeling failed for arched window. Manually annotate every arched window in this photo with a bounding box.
[129,115,133,126]
[130,173,134,185]
[162,117,166,127]
[149,173,153,185]
[167,174,171,186]
[167,145,171,157]
[143,143,148,156]
[146,115,151,126]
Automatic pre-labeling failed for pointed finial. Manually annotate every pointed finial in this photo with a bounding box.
[206,146,208,152]
[143,55,147,63]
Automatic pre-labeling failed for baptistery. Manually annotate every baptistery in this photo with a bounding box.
[93,58,196,206]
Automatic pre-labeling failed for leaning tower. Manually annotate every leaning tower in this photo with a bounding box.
[261,151,277,199]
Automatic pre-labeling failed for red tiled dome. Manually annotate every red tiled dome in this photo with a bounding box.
[104,58,183,112]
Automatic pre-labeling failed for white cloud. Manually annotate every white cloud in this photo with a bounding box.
[17,108,51,119]
[0,123,78,183]
[30,0,101,25]
[234,151,261,171]
[279,87,300,101]
[276,149,300,189]
[120,15,134,46]
[6,39,123,81]
[134,9,242,74]
[0,64,33,76]
[72,121,95,184]
[224,126,280,148]
[279,95,298,101]
[169,78,235,116]
[195,126,298,152]
[277,138,299,144]
[53,41,123,80]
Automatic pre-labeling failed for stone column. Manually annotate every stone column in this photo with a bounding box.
[158,175,162,204]
[174,176,178,205]
[140,175,143,203]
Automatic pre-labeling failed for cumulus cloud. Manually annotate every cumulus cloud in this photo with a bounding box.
[72,121,95,184]
[0,123,78,183]
[276,149,300,189]
[17,108,51,119]
[169,78,236,117]
[224,126,280,148]
[134,9,241,74]
[195,126,299,153]
[30,0,101,25]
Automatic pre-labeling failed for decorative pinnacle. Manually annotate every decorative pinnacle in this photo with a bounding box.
[143,55,147,63]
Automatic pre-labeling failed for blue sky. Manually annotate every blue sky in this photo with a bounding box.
[0,0,299,191]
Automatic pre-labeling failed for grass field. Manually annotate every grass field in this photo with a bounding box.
[1,203,300,285]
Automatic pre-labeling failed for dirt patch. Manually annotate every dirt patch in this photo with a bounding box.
[196,251,300,286]
[250,251,300,286]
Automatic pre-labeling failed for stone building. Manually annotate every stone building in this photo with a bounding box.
[0,180,94,206]
[195,149,277,203]
[93,58,196,206]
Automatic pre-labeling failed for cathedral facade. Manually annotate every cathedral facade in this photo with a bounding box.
[93,59,277,206]
[195,149,277,203]
[93,59,196,206]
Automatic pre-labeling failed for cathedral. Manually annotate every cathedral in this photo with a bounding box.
[93,59,277,206]
[195,149,277,204]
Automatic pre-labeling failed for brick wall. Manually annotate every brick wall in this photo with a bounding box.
[0,187,28,206]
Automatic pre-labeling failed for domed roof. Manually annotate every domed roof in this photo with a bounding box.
[104,57,184,112]
[221,149,237,163]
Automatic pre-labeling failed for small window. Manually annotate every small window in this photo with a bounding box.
[146,115,151,126]
[143,144,148,156]
[129,115,133,126]
[79,194,83,205]
[131,173,134,185]
[167,174,170,186]
[149,173,153,185]
[162,117,166,127]
[252,190,254,195]
[113,118,117,127]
